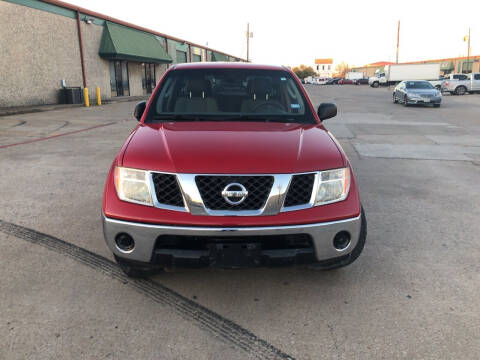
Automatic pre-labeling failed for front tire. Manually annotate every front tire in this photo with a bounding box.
[393,93,398,103]
[310,207,367,271]
[403,95,409,106]
[372,82,379,88]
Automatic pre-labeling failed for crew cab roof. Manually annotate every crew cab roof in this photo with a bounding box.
[172,62,287,71]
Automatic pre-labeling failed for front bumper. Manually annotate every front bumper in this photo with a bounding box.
[406,96,442,105]
[102,214,362,266]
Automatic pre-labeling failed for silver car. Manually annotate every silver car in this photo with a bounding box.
[393,80,442,107]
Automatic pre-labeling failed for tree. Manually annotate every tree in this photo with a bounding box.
[292,64,316,79]
[335,61,351,76]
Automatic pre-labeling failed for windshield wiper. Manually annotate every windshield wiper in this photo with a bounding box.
[220,115,297,123]
[153,115,210,121]
[153,114,299,123]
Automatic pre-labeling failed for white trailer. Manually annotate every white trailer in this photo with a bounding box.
[387,64,440,82]
[346,72,364,80]
[369,64,440,87]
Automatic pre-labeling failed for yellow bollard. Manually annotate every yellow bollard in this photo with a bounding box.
[96,86,101,106]
[83,87,90,107]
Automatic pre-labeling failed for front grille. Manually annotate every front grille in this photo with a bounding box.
[151,173,184,207]
[284,173,315,207]
[195,175,274,210]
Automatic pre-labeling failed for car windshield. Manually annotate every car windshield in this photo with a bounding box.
[145,69,315,124]
[405,81,434,89]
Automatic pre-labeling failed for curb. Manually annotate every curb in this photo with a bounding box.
[0,96,149,117]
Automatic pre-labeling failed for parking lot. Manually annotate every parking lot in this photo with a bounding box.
[1,85,479,359]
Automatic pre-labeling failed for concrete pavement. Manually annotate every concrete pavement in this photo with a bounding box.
[1,86,479,359]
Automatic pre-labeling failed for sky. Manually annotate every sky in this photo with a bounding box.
[66,0,479,68]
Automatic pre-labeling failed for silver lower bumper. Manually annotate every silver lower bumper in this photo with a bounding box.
[103,214,362,263]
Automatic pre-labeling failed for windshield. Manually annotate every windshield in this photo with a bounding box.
[145,69,315,124]
[405,81,434,89]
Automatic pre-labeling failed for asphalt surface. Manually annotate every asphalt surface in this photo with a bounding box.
[1,86,479,359]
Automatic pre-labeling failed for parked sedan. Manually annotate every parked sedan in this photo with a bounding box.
[354,78,369,85]
[393,80,442,107]
[338,79,354,85]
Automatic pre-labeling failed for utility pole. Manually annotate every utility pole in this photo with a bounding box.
[396,20,400,64]
[246,23,250,62]
[246,23,253,62]
[467,27,471,59]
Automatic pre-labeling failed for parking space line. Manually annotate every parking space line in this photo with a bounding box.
[0,122,117,150]
[0,219,295,360]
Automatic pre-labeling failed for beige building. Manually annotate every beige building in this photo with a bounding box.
[0,0,244,108]
[313,58,334,78]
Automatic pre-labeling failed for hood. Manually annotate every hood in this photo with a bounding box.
[122,122,344,174]
[407,89,438,95]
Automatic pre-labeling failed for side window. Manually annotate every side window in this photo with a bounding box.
[474,74,480,80]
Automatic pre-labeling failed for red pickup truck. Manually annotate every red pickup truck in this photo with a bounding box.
[102,63,366,277]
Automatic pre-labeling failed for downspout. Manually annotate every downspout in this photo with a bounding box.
[76,11,89,106]
[165,38,170,68]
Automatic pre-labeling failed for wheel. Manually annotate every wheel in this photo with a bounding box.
[372,82,379,88]
[433,104,441,108]
[114,255,161,278]
[435,85,442,91]
[393,93,398,103]
[455,86,467,95]
[309,207,367,271]
[403,95,409,106]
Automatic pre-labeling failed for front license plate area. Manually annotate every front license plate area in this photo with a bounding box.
[209,243,261,268]
[423,98,430,102]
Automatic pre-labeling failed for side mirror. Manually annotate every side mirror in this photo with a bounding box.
[134,101,147,121]
[317,103,337,121]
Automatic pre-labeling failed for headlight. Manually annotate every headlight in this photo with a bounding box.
[114,167,153,206]
[314,167,350,206]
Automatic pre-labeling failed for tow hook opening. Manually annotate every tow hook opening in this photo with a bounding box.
[333,231,351,251]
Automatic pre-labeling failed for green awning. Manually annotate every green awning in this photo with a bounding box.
[99,22,172,63]
[440,61,454,70]
[211,51,228,62]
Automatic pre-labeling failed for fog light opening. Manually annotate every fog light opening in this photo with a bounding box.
[115,233,135,252]
[333,231,351,251]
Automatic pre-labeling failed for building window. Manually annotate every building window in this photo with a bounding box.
[322,65,325,70]
[109,61,129,97]
[192,54,202,62]
[462,60,473,74]
[176,50,188,63]
[142,63,156,94]
[316,65,319,70]
[328,65,331,70]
